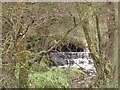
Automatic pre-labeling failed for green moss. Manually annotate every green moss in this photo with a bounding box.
[28,67,85,88]
[28,70,69,88]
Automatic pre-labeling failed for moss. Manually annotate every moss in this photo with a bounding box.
[28,67,85,88]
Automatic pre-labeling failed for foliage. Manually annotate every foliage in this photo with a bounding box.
[28,67,85,88]
[1,2,118,88]
[29,71,69,88]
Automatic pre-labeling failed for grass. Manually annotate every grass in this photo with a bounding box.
[28,67,86,88]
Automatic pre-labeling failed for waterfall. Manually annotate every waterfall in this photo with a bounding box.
[48,51,96,74]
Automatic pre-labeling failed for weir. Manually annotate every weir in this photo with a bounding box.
[48,51,96,75]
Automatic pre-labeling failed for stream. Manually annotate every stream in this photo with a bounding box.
[48,51,97,76]
[48,51,97,85]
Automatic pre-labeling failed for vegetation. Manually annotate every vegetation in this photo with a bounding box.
[1,2,118,88]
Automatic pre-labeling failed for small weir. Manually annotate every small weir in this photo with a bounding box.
[48,51,97,84]
[48,52,96,76]
[48,43,97,84]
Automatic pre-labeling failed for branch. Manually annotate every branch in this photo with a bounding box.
[16,19,35,41]
[94,12,102,59]
[35,20,81,56]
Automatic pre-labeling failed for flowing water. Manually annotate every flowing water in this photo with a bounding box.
[48,51,97,85]
[48,52,96,76]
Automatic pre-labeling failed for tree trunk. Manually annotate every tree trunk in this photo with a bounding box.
[105,2,117,82]
[75,3,106,86]
[106,2,116,63]
[19,61,29,88]
[16,36,29,88]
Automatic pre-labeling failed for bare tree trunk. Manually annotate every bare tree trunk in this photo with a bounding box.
[105,2,117,82]
[82,18,102,77]
[75,3,109,86]
[16,36,29,88]
[106,2,116,62]
[82,17,108,87]
[75,3,101,76]
[19,61,29,88]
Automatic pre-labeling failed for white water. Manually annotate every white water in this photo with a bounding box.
[49,52,97,75]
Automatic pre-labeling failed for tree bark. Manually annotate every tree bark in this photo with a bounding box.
[82,19,102,76]
[16,36,29,88]
[75,3,108,86]
[105,2,117,81]
[106,2,116,62]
